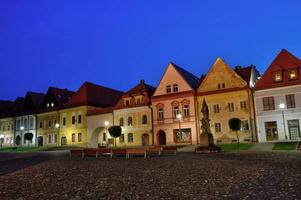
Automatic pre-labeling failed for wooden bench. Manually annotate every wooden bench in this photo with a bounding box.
[83,148,98,158]
[147,146,162,157]
[162,146,177,155]
[70,149,84,158]
[126,148,147,159]
[111,149,127,158]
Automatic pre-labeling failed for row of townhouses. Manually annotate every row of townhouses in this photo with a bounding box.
[0,49,300,147]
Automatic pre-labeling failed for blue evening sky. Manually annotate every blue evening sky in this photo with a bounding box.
[0,0,301,100]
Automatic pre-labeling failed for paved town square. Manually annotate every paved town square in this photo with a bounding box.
[1,152,301,200]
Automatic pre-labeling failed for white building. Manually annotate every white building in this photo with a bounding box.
[254,49,301,142]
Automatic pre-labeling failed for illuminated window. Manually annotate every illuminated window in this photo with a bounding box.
[128,117,133,126]
[274,71,282,82]
[166,85,171,93]
[124,99,130,106]
[289,69,298,80]
[173,106,180,118]
[173,84,178,92]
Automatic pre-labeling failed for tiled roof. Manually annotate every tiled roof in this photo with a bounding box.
[255,49,301,90]
[123,80,156,98]
[234,65,254,83]
[171,62,200,90]
[50,87,75,106]
[27,92,45,109]
[65,82,123,108]
[86,107,115,116]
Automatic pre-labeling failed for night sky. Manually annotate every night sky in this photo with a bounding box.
[1,0,301,101]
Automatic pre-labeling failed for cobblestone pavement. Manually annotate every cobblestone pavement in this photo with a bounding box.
[0,152,300,200]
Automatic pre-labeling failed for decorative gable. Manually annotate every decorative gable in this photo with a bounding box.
[198,58,247,93]
[153,63,196,97]
[255,49,301,90]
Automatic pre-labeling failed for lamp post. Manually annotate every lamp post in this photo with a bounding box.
[20,126,24,146]
[279,103,287,141]
[176,113,182,142]
[55,123,60,146]
[104,121,109,146]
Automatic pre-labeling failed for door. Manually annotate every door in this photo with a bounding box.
[61,137,67,145]
[288,120,300,140]
[38,136,43,146]
[265,121,278,141]
[158,130,166,145]
[142,134,149,146]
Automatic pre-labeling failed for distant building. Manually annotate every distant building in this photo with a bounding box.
[151,63,199,145]
[0,100,18,146]
[36,87,74,146]
[197,58,259,143]
[15,92,45,146]
[254,49,301,142]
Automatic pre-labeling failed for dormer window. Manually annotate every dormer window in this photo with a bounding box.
[166,85,171,94]
[289,69,298,80]
[173,84,178,92]
[124,99,130,106]
[274,71,282,82]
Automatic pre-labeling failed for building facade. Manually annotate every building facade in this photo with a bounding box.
[254,49,301,142]
[15,92,45,146]
[197,58,259,144]
[58,82,122,147]
[36,87,74,146]
[152,63,200,145]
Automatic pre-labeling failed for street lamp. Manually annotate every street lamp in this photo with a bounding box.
[55,123,60,146]
[20,126,24,146]
[279,103,287,140]
[104,121,109,145]
[176,113,182,142]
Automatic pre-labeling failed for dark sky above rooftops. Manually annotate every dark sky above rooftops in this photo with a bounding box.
[1,0,301,100]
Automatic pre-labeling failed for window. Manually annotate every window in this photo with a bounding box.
[173,128,191,143]
[173,106,180,118]
[263,97,275,111]
[274,71,282,82]
[78,115,82,124]
[48,120,52,128]
[166,85,171,93]
[173,84,178,92]
[142,115,147,124]
[286,94,296,108]
[72,133,75,142]
[29,118,33,129]
[24,118,28,129]
[215,123,221,132]
[78,133,82,142]
[289,69,298,80]
[54,134,57,143]
[48,135,52,144]
[183,105,190,117]
[39,122,43,128]
[119,134,124,143]
[63,117,66,126]
[136,97,141,104]
[213,104,220,113]
[241,120,249,131]
[103,132,106,141]
[119,118,124,126]
[128,117,133,126]
[222,83,225,88]
[240,101,247,110]
[125,99,130,106]
[158,108,164,120]
[16,120,20,130]
[218,84,220,89]
[227,103,234,112]
[72,116,76,125]
[128,133,133,143]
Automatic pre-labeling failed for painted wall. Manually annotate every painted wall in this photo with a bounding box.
[0,117,14,146]
[37,111,60,146]
[255,85,301,142]
[15,115,37,146]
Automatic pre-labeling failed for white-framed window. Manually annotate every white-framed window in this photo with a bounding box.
[128,133,133,143]
[240,101,247,110]
[72,133,76,142]
[227,102,234,112]
[173,106,180,118]
[166,85,171,93]
[214,123,221,132]
[119,117,124,126]
[128,117,133,126]
[213,104,220,113]
[78,133,82,142]
[183,105,190,117]
[173,84,178,92]
[158,108,164,120]
[241,120,249,131]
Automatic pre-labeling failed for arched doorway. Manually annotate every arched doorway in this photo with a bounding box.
[157,130,166,145]
[89,127,106,148]
[142,134,149,146]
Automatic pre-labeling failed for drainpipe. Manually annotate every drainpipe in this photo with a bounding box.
[150,105,155,146]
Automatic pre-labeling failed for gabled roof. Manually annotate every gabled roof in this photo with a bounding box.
[13,97,25,113]
[171,62,200,90]
[21,91,45,112]
[255,49,301,90]
[123,80,156,98]
[234,66,253,83]
[40,87,74,110]
[65,82,123,108]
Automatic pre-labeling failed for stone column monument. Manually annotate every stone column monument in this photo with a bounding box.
[199,99,214,147]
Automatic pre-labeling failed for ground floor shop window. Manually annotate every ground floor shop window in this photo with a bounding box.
[288,120,300,140]
[265,121,278,141]
[173,128,191,143]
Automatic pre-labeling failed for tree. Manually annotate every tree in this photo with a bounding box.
[24,132,33,147]
[108,126,122,147]
[228,118,241,146]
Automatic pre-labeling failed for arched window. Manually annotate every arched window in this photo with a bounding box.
[128,117,133,126]
[142,115,147,124]
[119,117,124,126]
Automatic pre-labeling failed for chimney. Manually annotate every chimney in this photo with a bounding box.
[140,79,145,84]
